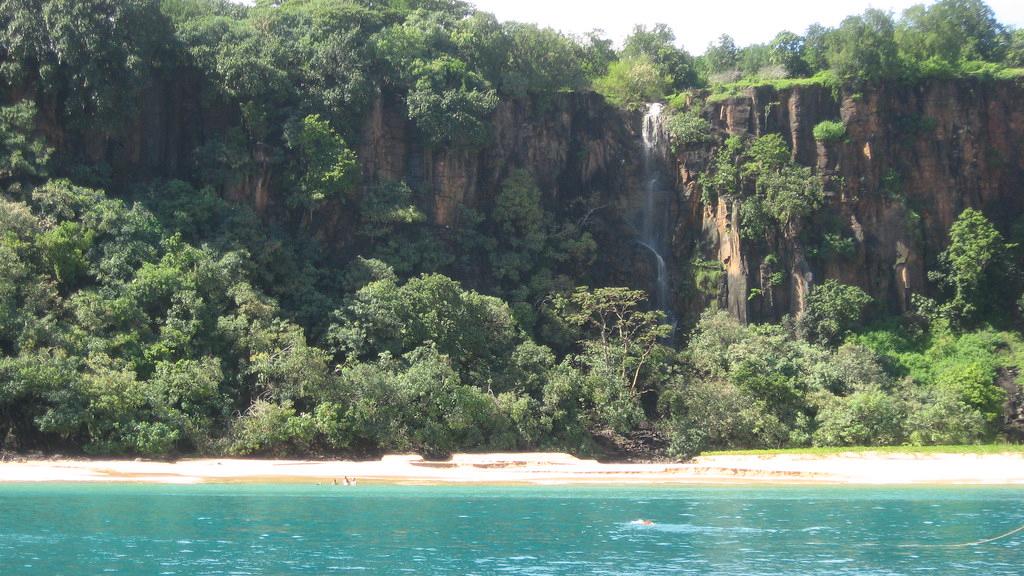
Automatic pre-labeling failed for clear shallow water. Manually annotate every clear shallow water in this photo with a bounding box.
[0,484,1021,575]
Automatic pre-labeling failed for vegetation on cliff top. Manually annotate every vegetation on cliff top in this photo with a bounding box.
[0,0,1023,460]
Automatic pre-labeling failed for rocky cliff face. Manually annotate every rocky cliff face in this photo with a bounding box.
[357,91,668,294]
[32,75,1024,328]
[673,79,1024,324]
[356,79,1024,326]
[359,92,636,224]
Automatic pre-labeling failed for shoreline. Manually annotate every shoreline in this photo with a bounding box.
[3,451,1024,486]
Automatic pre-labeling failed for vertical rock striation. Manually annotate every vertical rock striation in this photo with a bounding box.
[677,79,1024,322]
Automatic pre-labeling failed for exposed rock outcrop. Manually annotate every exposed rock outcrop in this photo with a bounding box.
[678,79,1024,322]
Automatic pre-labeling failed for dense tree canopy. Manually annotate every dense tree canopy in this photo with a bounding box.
[0,0,1021,461]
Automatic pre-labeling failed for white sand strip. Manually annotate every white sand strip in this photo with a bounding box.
[1,452,1023,485]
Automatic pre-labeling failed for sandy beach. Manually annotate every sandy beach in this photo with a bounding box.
[2,451,1024,485]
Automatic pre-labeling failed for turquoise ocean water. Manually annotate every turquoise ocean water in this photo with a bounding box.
[0,483,1021,575]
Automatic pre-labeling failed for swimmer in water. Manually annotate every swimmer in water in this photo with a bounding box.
[631,519,654,526]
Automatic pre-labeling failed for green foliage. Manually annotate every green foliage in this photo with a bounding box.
[812,390,905,447]
[1009,29,1024,67]
[484,21,591,98]
[556,286,672,393]
[620,24,700,91]
[0,0,173,128]
[924,208,1012,325]
[696,2,1019,87]
[853,323,1018,443]
[664,107,712,151]
[745,134,790,177]
[329,272,533,394]
[896,0,1008,67]
[690,258,724,297]
[935,360,1004,424]
[464,170,595,328]
[820,232,856,259]
[359,181,426,239]
[798,280,873,346]
[37,221,94,290]
[770,30,812,77]
[700,34,740,81]
[406,70,499,147]
[660,377,789,458]
[905,392,988,445]
[284,114,358,211]
[701,135,745,202]
[759,164,824,226]
[826,9,902,83]
[687,311,813,431]
[703,133,823,235]
[738,197,771,240]
[673,310,1005,454]
[812,120,847,142]
[229,400,316,456]
[593,54,671,109]
[332,345,532,458]
[0,101,51,188]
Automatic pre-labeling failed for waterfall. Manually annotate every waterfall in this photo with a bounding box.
[638,103,674,329]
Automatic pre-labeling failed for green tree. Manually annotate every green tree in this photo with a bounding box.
[284,114,358,213]
[660,376,789,458]
[557,286,672,396]
[593,54,671,109]
[925,208,1011,324]
[897,0,1008,68]
[228,399,316,456]
[1007,29,1024,66]
[480,170,594,320]
[701,34,739,77]
[37,222,94,291]
[812,390,905,446]
[934,360,1004,425]
[146,358,224,447]
[621,24,699,90]
[759,164,824,228]
[906,390,988,444]
[405,57,499,147]
[827,9,901,82]
[797,280,873,346]
[802,23,833,74]
[329,273,534,394]
[664,107,712,152]
[0,0,173,128]
[701,135,745,203]
[0,101,51,189]
[744,134,790,177]
[770,31,811,77]
[495,22,589,97]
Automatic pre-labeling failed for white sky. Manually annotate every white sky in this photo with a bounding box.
[468,0,1024,52]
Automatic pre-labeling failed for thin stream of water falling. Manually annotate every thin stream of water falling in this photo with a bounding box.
[639,103,673,329]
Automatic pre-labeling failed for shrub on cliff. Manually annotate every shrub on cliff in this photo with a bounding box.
[665,107,712,151]
[812,120,846,142]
